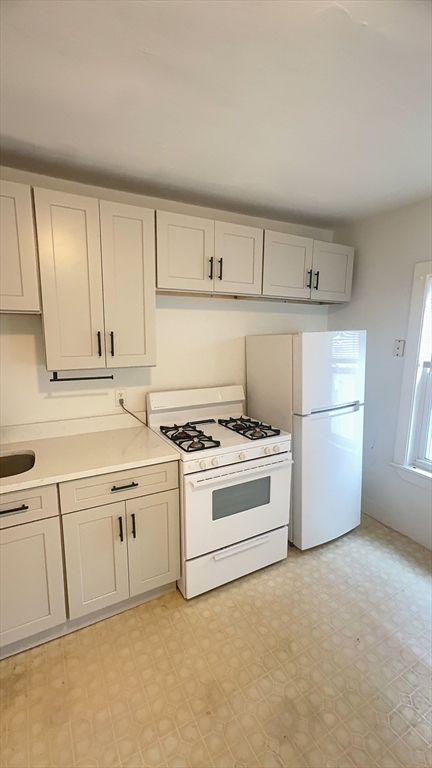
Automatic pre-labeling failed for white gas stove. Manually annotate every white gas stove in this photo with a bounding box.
[147,385,292,599]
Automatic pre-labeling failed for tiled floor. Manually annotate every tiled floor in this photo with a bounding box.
[1,514,431,768]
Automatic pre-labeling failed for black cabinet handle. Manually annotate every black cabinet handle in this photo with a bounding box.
[0,504,29,516]
[209,257,214,280]
[131,513,137,539]
[306,269,313,289]
[97,331,102,357]
[118,516,124,542]
[218,258,223,280]
[110,331,115,356]
[111,481,138,493]
[314,271,320,290]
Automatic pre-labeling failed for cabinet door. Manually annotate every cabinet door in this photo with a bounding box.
[312,241,354,302]
[214,221,263,295]
[100,200,156,367]
[262,231,313,299]
[0,517,66,646]
[0,180,40,312]
[127,490,180,597]
[34,188,106,370]
[62,502,129,620]
[156,211,214,292]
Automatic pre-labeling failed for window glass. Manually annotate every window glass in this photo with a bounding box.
[212,477,270,520]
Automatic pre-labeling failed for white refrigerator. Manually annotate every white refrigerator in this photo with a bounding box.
[246,330,366,550]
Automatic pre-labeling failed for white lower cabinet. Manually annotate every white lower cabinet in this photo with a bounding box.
[0,517,66,646]
[62,501,129,620]
[62,490,180,620]
[127,490,180,596]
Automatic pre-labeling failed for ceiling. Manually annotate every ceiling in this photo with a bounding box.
[0,0,431,228]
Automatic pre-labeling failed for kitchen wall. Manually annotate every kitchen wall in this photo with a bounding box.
[0,166,329,431]
[328,197,432,549]
[0,298,328,429]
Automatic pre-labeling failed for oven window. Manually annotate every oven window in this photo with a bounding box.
[212,476,271,520]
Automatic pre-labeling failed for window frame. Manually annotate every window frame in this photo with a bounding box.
[394,261,432,484]
[410,360,431,471]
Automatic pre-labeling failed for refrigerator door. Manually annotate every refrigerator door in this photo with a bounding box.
[292,404,363,550]
[293,330,366,416]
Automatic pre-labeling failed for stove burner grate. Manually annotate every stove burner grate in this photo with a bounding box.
[160,423,221,452]
[218,416,281,440]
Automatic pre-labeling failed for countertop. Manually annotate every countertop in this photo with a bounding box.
[0,426,179,494]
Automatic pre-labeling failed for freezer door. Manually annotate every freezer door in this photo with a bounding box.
[292,404,363,550]
[293,331,366,415]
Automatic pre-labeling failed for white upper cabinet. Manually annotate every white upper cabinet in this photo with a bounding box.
[0,180,40,313]
[214,221,263,295]
[311,241,354,302]
[262,231,313,299]
[100,200,156,367]
[34,188,106,371]
[262,232,354,303]
[156,211,214,292]
[34,188,156,370]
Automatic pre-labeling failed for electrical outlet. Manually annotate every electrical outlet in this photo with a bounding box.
[393,340,405,357]
[115,389,126,407]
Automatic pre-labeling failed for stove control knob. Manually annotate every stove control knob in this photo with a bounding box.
[273,445,280,453]
[212,458,219,467]
[238,452,245,461]
[199,460,207,469]
[264,447,271,455]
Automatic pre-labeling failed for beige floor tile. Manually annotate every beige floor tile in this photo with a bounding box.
[1,514,431,768]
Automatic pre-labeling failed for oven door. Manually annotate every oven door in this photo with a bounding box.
[183,453,292,559]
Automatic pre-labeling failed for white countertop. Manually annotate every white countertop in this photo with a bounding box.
[0,426,179,495]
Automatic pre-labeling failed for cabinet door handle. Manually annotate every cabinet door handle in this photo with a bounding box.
[111,481,138,493]
[218,258,223,280]
[118,516,124,542]
[131,512,137,539]
[314,271,320,290]
[306,269,312,289]
[0,504,29,516]
[97,331,102,357]
[209,257,214,280]
[110,331,115,356]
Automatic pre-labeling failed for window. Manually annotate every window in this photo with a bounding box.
[394,262,432,482]
[408,275,431,471]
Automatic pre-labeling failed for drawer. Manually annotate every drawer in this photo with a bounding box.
[183,525,288,599]
[59,461,179,514]
[0,485,59,529]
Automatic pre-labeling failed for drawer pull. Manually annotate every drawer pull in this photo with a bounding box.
[0,503,29,516]
[213,535,270,562]
[111,482,138,493]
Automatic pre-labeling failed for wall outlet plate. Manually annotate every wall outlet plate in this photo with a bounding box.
[393,340,405,357]
[115,389,126,407]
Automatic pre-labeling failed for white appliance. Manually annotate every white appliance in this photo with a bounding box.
[246,331,366,550]
[147,385,292,598]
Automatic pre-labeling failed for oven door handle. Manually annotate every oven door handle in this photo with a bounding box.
[188,455,292,488]
[213,535,270,562]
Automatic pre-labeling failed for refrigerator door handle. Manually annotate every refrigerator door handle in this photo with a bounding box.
[309,401,361,418]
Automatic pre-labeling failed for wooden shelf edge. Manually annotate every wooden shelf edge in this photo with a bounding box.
[156,290,328,306]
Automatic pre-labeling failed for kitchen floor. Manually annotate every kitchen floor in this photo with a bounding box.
[1,515,431,768]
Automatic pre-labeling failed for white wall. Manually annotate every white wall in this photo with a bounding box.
[0,296,328,428]
[328,197,432,549]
